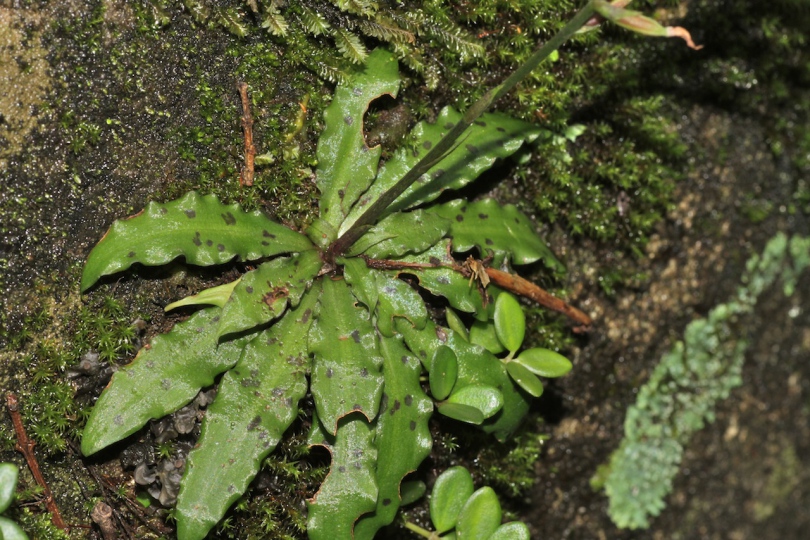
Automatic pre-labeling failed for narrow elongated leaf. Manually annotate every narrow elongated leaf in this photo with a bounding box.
[341,107,545,232]
[455,487,501,540]
[216,250,322,338]
[427,198,562,270]
[307,414,378,540]
[317,48,399,230]
[396,319,530,441]
[430,466,474,534]
[81,307,247,456]
[343,259,428,337]
[81,191,314,291]
[310,278,384,434]
[505,361,544,398]
[164,279,240,311]
[353,336,433,540]
[175,288,319,540]
[355,209,451,259]
[429,346,458,400]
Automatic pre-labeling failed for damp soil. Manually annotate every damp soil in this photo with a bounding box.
[1,2,809,540]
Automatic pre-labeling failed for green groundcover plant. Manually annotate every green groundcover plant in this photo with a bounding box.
[78,3,701,539]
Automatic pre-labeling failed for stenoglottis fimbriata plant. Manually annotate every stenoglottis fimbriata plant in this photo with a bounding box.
[79,2,701,538]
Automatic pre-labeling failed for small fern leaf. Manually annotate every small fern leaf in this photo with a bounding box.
[358,16,415,44]
[299,6,331,36]
[261,5,289,36]
[332,27,369,64]
[335,0,378,17]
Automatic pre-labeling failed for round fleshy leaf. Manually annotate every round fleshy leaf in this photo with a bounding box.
[0,463,19,513]
[400,480,427,506]
[446,385,503,418]
[505,361,544,397]
[494,293,524,353]
[430,466,475,534]
[430,346,459,400]
[455,486,501,540]
[445,308,469,341]
[469,319,505,355]
[0,516,29,540]
[488,521,531,540]
[515,348,573,378]
[437,402,485,425]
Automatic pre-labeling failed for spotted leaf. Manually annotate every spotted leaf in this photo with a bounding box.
[81,307,249,456]
[317,48,400,231]
[175,287,319,540]
[81,191,314,291]
[309,277,384,434]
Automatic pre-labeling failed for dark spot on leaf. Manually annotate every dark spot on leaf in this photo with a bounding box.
[339,466,346,473]
[444,122,454,129]
[246,286,253,293]
[353,404,362,411]
[380,393,389,413]
[393,400,401,412]
[409,420,417,431]
[401,356,409,364]
[466,144,479,155]
[262,240,269,246]
[383,498,392,506]
[419,350,426,358]
[455,214,464,222]
[247,416,261,431]
[432,169,444,180]
[326,368,333,378]
[485,238,493,245]
[383,286,396,294]
[185,209,196,218]
[422,140,432,150]
[221,212,236,225]
[497,126,506,132]
[351,330,361,343]
[161,379,171,390]
[286,397,293,407]
[272,387,284,397]
[344,115,353,125]
[263,230,276,239]
[114,415,123,426]
[353,87,362,96]
[360,368,368,378]
[429,256,441,266]
[301,309,312,323]
[338,189,345,199]
[241,378,260,387]
[212,316,220,322]
[404,395,413,406]
[127,251,136,258]
[159,207,168,214]
[474,120,487,127]
[437,276,450,284]
[192,233,202,246]
[217,243,225,252]
[206,239,213,246]
[354,461,362,469]
[515,218,520,224]
[228,485,235,493]
[478,213,489,219]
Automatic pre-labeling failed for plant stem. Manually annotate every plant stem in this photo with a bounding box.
[327,1,596,260]
[403,521,437,539]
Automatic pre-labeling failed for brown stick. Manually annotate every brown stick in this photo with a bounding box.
[237,81,256,187]
[484,267,593,331]
[6,393,67,531]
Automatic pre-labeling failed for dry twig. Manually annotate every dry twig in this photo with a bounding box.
[237,81,256,187]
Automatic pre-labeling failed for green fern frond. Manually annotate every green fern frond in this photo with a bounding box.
[181,0,210,23]
[334,0,378,17]
[214,6,250,37]
[358,16,415,44]
[245,0,259,13]
[423,21,484,61]
[311,60,350,85]
[332,27,368,64]
[299,6,331,36]
[261,5,289,36]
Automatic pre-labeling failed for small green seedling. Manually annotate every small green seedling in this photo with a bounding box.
[0,463,30,540]
[405,466,530,540]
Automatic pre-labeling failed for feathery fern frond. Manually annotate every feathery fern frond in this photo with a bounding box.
[299,6,331,36]
[262,4,289,36]
[334,0,378,17]
[358,16,415,44]
[332,27,368,64]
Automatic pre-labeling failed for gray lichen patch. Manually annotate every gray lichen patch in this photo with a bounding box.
[0,7,52,170]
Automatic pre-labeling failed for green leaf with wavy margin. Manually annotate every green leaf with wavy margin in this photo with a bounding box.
[81,191,314,291]
[175,287,319,540]
[342,258,428,337]
[81,307,248,456]
[353,336,433,540]
[426,198,562,270]
[395,319,529,442]
[309,278,384,434]
[316,48,399,231]
[216,250,322,338]
[340,107,545,234]
[351,209,451,259]
[307,413,378,540]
